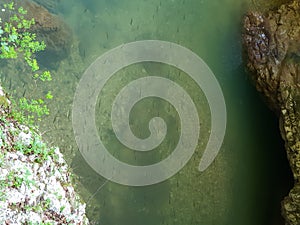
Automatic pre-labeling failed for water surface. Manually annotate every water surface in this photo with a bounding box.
[0,0,292,224]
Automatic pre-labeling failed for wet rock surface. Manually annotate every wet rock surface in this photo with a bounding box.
[242,1,300,224]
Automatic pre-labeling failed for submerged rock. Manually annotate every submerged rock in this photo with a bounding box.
[251,0,292,12]
[31,0,60,14]
[242,1,300,224]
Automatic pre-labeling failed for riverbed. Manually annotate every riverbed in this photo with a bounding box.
[0,0,293,224]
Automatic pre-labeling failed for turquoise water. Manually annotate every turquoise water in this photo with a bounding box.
[0,0,293,224]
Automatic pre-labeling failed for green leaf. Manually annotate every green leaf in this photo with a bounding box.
[45,91,53,100]
[8,34,17,42]
[39,71,52,81]
[1,1,53,125]
[18,7,27,15]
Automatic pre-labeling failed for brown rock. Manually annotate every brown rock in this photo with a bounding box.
[242,1,300,224]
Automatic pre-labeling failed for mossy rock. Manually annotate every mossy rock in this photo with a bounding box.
[242,1,300,224]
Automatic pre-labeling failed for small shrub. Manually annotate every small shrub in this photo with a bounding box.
[0,1,53,126]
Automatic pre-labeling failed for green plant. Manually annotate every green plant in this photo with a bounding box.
[60,205,66,213]
[28,222,54,225]
[0,150,4,166]
[14,140,25,152]
[6,170,23,188]
[42,197,51,209]
[13,97,50,125]
[6,167,34,188]
[0,2,51,81]
[0,129,5,148]
[0,1,53,125]
[29,138,55,162]
[14,135,55,163]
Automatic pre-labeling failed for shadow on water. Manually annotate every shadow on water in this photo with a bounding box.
[224,64,294,225]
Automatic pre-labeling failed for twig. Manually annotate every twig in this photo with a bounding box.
[87,179,109,204]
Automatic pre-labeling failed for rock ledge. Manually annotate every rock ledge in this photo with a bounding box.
[0,85,89,224]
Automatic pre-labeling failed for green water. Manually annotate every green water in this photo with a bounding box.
[0,0,293,224]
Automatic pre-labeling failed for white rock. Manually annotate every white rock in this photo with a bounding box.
[18,131,32,146]
[28,211,41,223]
[7,189,25,204]
[0,96,90,224]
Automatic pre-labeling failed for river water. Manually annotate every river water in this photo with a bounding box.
[0,0,293,224]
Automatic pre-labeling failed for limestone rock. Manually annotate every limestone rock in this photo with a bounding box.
[0,84,90,224]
